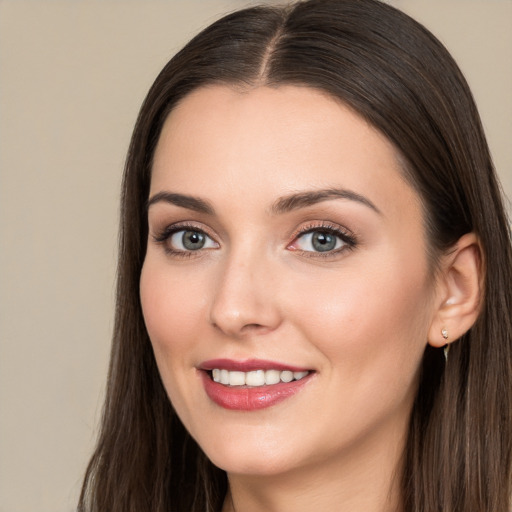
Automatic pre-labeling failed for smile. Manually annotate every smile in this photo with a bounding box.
[211,369,310,387]
[199,359,314,411]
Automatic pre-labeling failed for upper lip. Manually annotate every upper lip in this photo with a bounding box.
[199,358,312,372]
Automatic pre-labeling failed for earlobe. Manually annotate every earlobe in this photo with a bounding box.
[428,233,484,348]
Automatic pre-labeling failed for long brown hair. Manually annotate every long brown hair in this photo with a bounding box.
[79,1,512,510]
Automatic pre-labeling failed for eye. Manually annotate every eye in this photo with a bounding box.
[153,224,219,256]
[288,224,356,255]
[168,229,217,252]
[295,230,345,252]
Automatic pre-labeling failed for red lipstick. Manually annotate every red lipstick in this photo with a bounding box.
[199,359,314,411]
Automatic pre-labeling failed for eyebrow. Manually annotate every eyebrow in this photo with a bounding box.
[271,188,381,215]
[146,187,381,216]
[146,191,214,214]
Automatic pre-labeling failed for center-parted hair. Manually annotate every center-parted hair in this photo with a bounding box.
[79,1,512,511]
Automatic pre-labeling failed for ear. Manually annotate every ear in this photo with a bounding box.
[428,233,484,348]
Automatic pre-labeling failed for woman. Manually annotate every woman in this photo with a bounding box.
[79,0,512,510]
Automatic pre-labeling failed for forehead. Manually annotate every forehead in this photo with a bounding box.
[151,84,421,223]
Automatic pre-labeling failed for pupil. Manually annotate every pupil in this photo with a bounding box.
[183,231,205,250]
[312,232,336,252]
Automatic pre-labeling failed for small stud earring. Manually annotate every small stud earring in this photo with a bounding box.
[442,328,450,362]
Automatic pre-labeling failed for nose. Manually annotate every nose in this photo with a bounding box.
[209,250,282,338]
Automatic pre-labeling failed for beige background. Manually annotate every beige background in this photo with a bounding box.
[0,1,510,511]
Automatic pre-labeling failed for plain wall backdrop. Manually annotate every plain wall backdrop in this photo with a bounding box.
[0,1,510,511]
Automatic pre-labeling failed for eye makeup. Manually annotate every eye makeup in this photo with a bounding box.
[152,222,219,258]
[287,221,358,259]
[150,218,358,260]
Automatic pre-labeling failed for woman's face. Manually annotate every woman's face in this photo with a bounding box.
[140,85,438,478]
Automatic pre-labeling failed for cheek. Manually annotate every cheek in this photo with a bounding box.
[139,258,214,426]
[286,252,433,383]
[139,259,207,363]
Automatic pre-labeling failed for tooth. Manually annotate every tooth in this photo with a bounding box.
[229,371,246,386]
[265,369,281,385]
[246,370,265,386]
[213,368,309,386]
[280,370,293,383]
[220,369,229,385]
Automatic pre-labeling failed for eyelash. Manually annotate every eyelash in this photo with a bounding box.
[289,222,357,258]
[153,222,217,259]
[152,221,357,259]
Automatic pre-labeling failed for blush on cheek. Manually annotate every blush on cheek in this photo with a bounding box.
[306,266,429,369]
[140,267,207,359]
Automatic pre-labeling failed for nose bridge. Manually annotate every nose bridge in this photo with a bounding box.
[209,243,280,337]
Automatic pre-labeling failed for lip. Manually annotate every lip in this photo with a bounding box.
[198,359,314,411]
[199,358,310,372]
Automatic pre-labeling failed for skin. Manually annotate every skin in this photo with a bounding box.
[140,85,444,512]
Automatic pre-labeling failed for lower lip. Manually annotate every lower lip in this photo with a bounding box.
[200,371,313,411]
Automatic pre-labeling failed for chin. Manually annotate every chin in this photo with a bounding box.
[208,450,296,478]
[196,428,304,477]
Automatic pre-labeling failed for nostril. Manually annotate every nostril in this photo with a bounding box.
[244,323,264,330]
[240,323,270,334]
